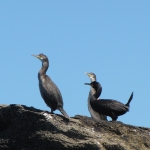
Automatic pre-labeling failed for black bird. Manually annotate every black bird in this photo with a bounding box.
[32,53,69,119]
[85,72,107,121]
[85,75,133,121]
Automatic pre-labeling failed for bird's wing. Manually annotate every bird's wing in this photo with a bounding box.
[96,99,128,112]
[38,76,58,110]
[45,75,63,106]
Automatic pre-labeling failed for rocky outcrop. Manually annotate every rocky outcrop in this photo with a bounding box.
[0,104,150,150]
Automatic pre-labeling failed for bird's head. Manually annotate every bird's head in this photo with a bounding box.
[85,72,96,82]
[32,53,48,63]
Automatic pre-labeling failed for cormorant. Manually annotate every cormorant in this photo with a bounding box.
[85,79,133,121]
[85,72,107,121]
[32,53,69,119]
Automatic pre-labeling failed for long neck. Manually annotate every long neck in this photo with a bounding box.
[95,82,102,98]
[91,81,102,99]
[39,61,49,76]
[90,82,102,103]
[90,92,97,103]
[90,77,96,82]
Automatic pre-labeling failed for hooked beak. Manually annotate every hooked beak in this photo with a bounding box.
[84,83,91,86]
[32,54,39,58]
[85,72,91,85]
[85,72,90,77]
[32,54,42,61]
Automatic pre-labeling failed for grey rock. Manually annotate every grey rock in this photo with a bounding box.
[0,105,150,150]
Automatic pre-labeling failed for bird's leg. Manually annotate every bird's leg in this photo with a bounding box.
[111,113,118,121]
[51,109,54,114]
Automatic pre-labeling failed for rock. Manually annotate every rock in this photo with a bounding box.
[0,104,149,150]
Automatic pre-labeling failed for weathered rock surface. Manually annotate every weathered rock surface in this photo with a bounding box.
[0,104,150,150]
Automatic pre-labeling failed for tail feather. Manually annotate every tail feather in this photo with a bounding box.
[125,92,133,107]
[58,107,69,119]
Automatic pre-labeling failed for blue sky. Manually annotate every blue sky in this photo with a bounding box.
[0,1,150,127]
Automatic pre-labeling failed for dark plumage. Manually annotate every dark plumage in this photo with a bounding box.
[85,75,133,121]
[32,53,69,119]
[85,72,107,121]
